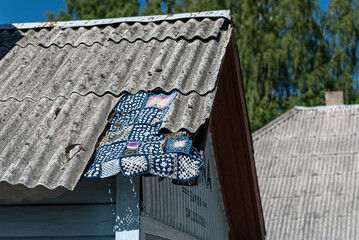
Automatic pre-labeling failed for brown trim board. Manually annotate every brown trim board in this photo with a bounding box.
[210,29,266,240]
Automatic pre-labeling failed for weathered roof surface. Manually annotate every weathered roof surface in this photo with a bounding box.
[253,105,359,239]
[0,11,232,190]
[0,37,227,99]
[0,94,118,189]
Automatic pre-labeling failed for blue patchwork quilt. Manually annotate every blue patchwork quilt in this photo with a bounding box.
[84,91,204,182]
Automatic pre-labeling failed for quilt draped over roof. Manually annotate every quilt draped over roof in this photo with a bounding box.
[0,11,232,191]
[84,91,204,181]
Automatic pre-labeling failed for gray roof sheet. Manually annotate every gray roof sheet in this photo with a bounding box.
[253,105,359,239]
[0,18,225,48]
[0,35,228,100]
[0,95,118,190]
[0,11,232,190]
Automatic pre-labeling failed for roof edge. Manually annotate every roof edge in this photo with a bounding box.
[252,108,299,141]
[0,10,231,30]
[294,104,359,110]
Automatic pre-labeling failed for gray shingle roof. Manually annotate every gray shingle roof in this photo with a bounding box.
[253,105,359,239]
[0,11,232,190]
[0,18,226,48]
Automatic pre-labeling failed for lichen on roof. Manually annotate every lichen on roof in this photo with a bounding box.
[0,11,232,190]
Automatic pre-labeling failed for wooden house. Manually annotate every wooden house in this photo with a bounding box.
[0,10,265,239]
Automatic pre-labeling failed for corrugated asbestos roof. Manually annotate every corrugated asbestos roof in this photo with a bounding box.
[253,105,359,239]
[0,11,232,191]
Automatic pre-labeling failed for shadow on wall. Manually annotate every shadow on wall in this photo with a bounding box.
[0,26,24,60]
[0,182,66,203]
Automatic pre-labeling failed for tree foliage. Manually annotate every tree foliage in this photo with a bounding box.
[46,0,359,131]
[324,0,359,104]
[46,0,139,21]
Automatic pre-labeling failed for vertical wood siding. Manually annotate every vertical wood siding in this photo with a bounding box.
[142,134,229,240]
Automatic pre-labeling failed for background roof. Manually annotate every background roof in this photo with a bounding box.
[253,105,359,239]
[0,11,232,191]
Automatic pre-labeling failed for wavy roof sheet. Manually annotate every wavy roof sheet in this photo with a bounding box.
[0,18,225,48]
[253,105,359,239]
[0,95,118,190]
[0,36,228,100]
[0,11,232,190]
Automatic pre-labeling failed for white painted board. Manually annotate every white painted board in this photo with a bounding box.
[142,133,229,240]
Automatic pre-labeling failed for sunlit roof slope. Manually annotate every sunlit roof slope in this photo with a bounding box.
[0,10,232,190]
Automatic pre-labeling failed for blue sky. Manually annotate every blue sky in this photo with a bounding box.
[0,0,66,24]
[0,0,331,24]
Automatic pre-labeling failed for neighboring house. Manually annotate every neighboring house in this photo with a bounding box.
[254,99,359,239]
[0,11,265,240]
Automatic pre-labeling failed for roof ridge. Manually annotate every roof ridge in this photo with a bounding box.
[0,10,231,30]
[252,108,299,141]
[252,103,359,141]
[294,104,359,110]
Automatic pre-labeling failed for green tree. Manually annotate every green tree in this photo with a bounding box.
[323,0,359,104]
[46,0,139,21]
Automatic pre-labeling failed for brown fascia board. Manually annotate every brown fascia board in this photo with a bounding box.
[209,28,266,239]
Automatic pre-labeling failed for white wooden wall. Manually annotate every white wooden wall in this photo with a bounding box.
[0,179,116,239]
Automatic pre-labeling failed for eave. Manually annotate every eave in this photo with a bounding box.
[210,28,266,240]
